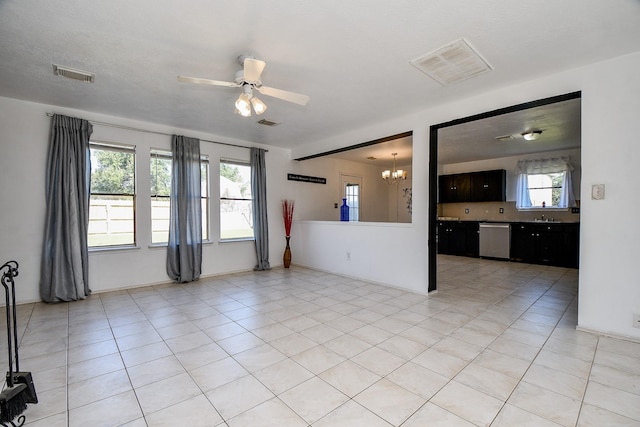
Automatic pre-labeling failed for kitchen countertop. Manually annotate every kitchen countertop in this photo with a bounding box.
[438,217,580,224]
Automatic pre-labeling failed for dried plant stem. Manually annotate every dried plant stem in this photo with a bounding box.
[282,200,295,237]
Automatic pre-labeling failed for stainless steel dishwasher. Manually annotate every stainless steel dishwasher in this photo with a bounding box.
[479,223,511,259]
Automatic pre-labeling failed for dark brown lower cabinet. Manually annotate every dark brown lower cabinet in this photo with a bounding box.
[510,222,579,268]
[438,220,579,268]
[437,221,479,257]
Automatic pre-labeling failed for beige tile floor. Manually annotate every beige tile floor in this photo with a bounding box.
[5,256,640,426]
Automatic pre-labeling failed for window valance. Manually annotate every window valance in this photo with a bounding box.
[515,157,574,175]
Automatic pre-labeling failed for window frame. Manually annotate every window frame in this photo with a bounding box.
[201,155,210,242]
[526,172,564,208]
[150,149,210,245]
[340,174,362,222]
[219,159,254,241]
[88,141,137,249]
[345,183,360,222]
[516,170,571,211]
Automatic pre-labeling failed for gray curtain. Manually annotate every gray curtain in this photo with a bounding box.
[251,147,270,270]
[166,135,202,282]
[40,114,93,302]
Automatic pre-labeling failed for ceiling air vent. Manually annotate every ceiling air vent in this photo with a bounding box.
[410,38,492,86]
[257,118,280,127]
[52,64,95,83]
[495,134,514,142]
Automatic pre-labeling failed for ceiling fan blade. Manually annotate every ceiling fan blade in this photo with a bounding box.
[243,58,266,83]
[256,86,310,106]
[177,75,240,88]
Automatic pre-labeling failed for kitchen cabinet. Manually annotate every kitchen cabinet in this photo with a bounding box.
[510,222,579,268]
[563,223,580,268]
[510,223,537,261]
[438,174,470,203]
[439,169,505,203]
[438,221,479,257]
[470,169,506,202]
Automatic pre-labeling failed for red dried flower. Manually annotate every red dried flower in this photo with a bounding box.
[282,199,295,237]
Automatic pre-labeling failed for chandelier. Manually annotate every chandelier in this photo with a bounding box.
[381,153,407,184]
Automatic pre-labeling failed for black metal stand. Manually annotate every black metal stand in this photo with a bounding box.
[0,415,25,427]
[1,261,36,425]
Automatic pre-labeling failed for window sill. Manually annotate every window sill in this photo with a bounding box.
[148,240,215,249]
[219,238,255,244]
[89,245,140,253]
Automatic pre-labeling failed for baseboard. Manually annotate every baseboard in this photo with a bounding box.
[576,325,640,344]
[290,262,430,296]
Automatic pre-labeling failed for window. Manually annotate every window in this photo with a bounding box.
[220,160,253,239]
[340,174,362,222]
[151,149,209,244]
[89,143,136,247]
[526,172,564,207]
[150,150,171,244]
[515,157,575,209]
[345,183,360,221]
[201,156,210,241]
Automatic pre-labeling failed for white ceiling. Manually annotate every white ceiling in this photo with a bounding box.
[1,1,639,152]
[320,135,413,169]
[437,97,582,164]
[320,96,580,167]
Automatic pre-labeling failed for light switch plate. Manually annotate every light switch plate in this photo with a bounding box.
[591,184,605,200]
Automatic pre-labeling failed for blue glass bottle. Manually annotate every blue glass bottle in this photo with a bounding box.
[340,198,349,221]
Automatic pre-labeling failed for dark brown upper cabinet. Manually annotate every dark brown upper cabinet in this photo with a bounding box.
[438,173,470,203]
[439,169,505,203]
[470,169,506,202]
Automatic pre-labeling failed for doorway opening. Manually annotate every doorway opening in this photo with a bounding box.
[428,91,582,292]
[340,174,362,221]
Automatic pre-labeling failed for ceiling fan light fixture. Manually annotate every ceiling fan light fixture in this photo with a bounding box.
[235,92,252,117]
[234,107,251,117]
[522,130,542,141]
[251,96,267,115]
[179,54,309,116]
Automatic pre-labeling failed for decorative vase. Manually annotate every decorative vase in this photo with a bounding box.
[283,236,292,268]
[340,198,349,221]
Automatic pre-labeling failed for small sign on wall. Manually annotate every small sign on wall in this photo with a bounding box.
[287,173,326,184]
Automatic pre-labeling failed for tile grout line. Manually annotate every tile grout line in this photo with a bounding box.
[573,332,600,427]
[485,272,582,426]
[413,266,578,426]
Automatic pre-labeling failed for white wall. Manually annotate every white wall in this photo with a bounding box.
[577,53,640,340]
[290,123,431,294]
[287,156,411,223]
[292,220,419,291]
[291,51,640,340]
[387,176,412,223]
[0,97,291,303]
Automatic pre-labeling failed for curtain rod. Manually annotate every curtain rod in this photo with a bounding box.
[45,113,266,151]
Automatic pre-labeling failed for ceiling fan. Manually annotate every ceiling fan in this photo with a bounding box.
[178,55,310,117]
